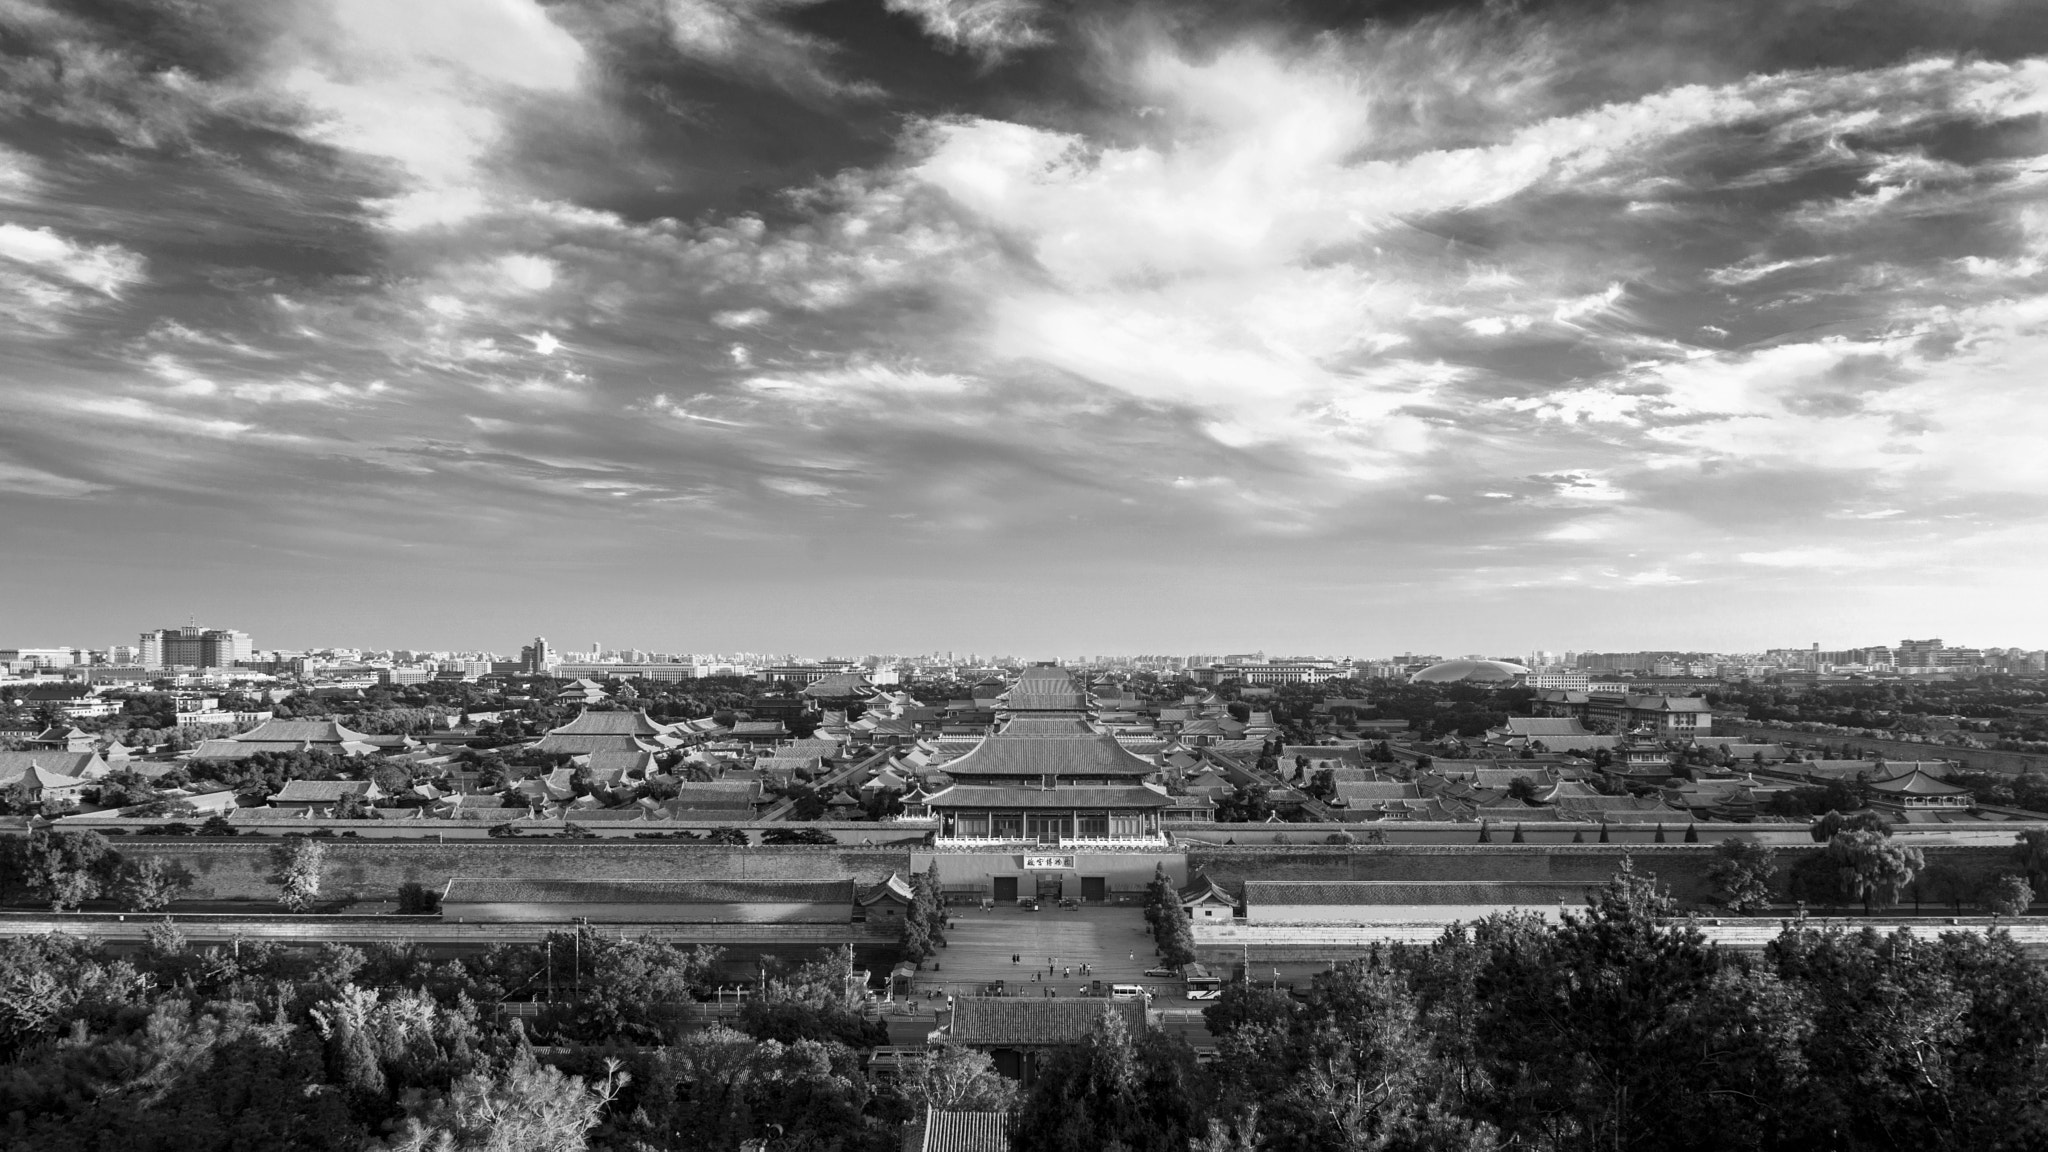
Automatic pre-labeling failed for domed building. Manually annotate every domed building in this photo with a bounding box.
[1409,658,1530,685]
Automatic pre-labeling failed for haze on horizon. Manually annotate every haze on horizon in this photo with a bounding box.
[4,0,2048,656]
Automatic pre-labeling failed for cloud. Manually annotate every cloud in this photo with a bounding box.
[1737,547,1887,569]
[0,461,108,498]
[277,0,590,229]
[0,224,145,295]
[662,0,884,100]
[7,0,2048,649]
[711,308,770,328]
[0,223,146,333]
[72,396,256,438]
[882,0,1049,62]
[1707,255,1834,285]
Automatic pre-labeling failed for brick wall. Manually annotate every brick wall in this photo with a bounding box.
[1190,843,2026,908]
[113,842,912,903]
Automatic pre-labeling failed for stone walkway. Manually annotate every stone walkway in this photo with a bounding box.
[899,903,1175,1000]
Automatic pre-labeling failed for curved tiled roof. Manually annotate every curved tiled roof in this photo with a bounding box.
[939,733,1157,780]
[234,719,374,744]
[799,672,877,698]
[441,878,855,904]
[947,996,1145,1045]
[997,667,1090,711]
[546,710,669,737]
[923,783,1173,809]
[1866,767,1971,795]
[998,716,1100,737]
[913,1109,1011,1152]
[1247,880,1593,906]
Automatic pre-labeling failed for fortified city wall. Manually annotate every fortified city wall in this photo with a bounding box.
[88,840,2032,908]
[1190,842,2027,908]
[111,841,914,903]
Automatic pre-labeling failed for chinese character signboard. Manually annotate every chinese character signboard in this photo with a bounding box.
[1022,855,1073,870]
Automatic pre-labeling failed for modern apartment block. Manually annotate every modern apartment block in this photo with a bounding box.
[138,625,252,670]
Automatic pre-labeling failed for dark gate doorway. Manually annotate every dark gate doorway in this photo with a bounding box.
[993,876,1018,902]
[1081,876,1107,902]
[1036,873,1064,900]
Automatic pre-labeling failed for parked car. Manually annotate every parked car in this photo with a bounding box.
[1144,966,1176,978]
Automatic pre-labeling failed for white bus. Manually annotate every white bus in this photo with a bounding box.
[1183,964,1223,1000]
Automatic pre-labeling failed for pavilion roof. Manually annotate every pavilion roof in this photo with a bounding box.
[546,710,669,737]
[938,732,1157,779]
[923,783,1173,809]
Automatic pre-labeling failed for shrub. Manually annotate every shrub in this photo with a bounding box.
[397,881,442,915]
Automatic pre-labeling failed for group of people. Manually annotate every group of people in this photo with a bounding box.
[1011,955,1095,979]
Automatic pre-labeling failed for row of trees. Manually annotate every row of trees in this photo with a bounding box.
[0,829,323,912]
[0,922,976,1150]
[1697,822,2048,919]
[15,859,2048,1149]
[1144,865,1198,971]
[1015,860,2048,1152]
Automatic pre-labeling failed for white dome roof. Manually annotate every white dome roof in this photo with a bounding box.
[1409,659,1530,684]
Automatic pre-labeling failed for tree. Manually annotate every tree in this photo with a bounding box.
[1014,1003,1207,1152]
[273,837,325,912]
[1706,836,1778,914]
[1472,857,1729,1151]
[1158,899,1199,972]
[1,828,118,910]
[900,1042,1020,1113]
[1144,863,1178,938]
[761,827,837,845]
[111,856,192,912]
[1826,829,1923,915]
[2015,827,2048,888]
[1216,784,1274,824]
[397,882,441,914]
[1811,808,1890,842]
[387,1050,627,1152]
[1506,776,1539,803]
[1985,872,2034,919]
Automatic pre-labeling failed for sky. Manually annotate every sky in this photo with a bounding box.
[3,0,2048,658]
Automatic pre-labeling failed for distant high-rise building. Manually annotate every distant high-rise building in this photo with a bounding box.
[1898,638,1944,670]
[520,636,555,674]
[139,625,252,669]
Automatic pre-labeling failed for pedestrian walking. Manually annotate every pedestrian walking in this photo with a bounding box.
[1064,966,1071,979]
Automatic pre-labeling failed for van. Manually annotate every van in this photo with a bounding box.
[1109,984,1145,1001]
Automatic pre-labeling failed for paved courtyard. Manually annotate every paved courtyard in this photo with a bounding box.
[897,903,1173,1001]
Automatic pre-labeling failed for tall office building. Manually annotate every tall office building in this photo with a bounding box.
[1897,638,1944,670]
[139,625,253,669]
[521,636,555,674]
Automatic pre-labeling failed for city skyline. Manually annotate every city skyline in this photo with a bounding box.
[6,1,2048,651]
[8,621,2045,670]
